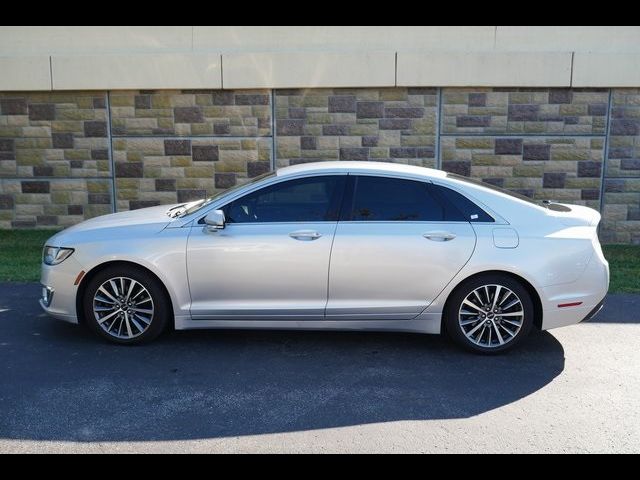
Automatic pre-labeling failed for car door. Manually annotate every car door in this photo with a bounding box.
[187,174,347,320]
[326,175,477,320]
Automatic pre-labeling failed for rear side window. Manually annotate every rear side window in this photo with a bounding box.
[430,184,494,222]
[347,176,444,221]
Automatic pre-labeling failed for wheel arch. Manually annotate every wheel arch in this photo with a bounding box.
[442,270,543,331]
[75,260,175,326]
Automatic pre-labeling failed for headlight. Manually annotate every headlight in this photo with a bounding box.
[43,246,75,265]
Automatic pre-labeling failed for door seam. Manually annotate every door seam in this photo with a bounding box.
[414,222,478,318]
[323,221,340,319]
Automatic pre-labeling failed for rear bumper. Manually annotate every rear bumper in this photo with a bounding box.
[580,298,605,323]
[540,244,609,330]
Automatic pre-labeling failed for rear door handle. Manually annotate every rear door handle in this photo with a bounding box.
[289,230,322,241]
[423,231,456,242]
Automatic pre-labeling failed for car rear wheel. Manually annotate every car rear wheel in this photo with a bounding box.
[83,266,170,345]
[444,274,534,354]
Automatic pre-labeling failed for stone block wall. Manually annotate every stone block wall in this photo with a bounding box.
[0,92,112,228]
[603,89,640,243]
[0,87,639,243]
[275,88,437,168]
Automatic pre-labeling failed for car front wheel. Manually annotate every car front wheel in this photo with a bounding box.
[83,266,170,345]
[444,274,534,354]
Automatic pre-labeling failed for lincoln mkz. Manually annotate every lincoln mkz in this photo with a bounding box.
[40,162,609,353]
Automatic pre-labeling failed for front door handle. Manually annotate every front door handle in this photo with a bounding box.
[423,231,456,242]
[289,230,322,241]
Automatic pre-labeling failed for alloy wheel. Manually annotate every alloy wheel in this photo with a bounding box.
[458,284,524,348]
[92,277,155,340]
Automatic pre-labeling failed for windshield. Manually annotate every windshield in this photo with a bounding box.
[176,171,276,217]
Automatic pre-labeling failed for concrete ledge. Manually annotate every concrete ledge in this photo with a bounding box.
[0,26,192,55]
[222,52,396,89]
[397,51,572,87]
[496,26,640,53]
[51,54,222,90]
[196,26,496,52]
[572,53,640,87]
[0,56,51,91]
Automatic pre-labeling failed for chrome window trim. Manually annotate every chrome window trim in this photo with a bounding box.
[176,169,508,227]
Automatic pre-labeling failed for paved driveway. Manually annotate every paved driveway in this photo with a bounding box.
[0,283,639,453]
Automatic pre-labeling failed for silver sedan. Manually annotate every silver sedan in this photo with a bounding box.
[40,162,609,353]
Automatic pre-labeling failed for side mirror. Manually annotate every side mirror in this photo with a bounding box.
[204,210,226,231]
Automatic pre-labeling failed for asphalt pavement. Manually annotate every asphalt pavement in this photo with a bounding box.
[0,283,639,453]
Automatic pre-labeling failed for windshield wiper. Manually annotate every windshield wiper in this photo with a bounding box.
[166,204,187,217]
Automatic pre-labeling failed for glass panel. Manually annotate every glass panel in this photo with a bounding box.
[350,176,444,222]
[430,184,494,222]
[223,176,345,223]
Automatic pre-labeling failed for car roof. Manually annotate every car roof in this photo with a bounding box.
[276,161,448,179]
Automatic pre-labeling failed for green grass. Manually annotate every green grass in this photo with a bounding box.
[0,230,57,282]
[0,230,638,293]
[602,245,640,294]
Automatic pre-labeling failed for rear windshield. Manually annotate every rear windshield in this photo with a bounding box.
[446,173,540,205]
[446,173,572,212]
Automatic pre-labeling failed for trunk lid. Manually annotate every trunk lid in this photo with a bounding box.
[546,203,601,227]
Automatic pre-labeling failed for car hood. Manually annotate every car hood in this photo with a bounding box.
[60,204,180,234]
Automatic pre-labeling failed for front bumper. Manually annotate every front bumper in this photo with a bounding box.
[39,256,83,324]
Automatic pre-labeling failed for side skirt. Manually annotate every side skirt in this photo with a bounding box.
[174,312,442,334]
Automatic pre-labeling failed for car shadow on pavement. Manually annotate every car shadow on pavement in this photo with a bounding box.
[0,284,566,443]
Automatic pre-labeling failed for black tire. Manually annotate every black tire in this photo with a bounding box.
[444,273,534,354]
[82,265,171,345]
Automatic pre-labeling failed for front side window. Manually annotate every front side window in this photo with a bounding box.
[222,175,346,223]
[347,176,444,221]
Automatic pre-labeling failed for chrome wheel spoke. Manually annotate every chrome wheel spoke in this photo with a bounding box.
[472,290,484,305]
[498,290,511,307]
[134,313,151,326]
[502,298,520,311]
[93,276,154,340]
[109,280,120,298]
[94,306,116,312]
[462,299,483,312]
[460,317,479,326]
[131,288,146,301]
[98,286,118,304]
[131,307,153,315]
[97,309,120,325]
[95,295,116,305]
[124,312,134,338]
[129,315,145,332]
[459,284,524,349]
[492,322,505,345]
[491,286,502,311]
[502,318,522,328]
[466,320,486,338]
[499,324,516,337]
[125,279,137,302]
